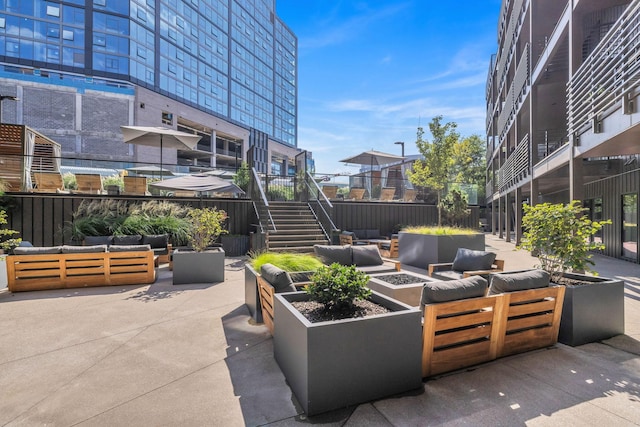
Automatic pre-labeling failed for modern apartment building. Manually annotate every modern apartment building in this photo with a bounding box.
[486,0,640,263]
[0,0,305,175]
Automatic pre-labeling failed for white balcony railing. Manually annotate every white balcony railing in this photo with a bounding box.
[568,1,640,136]
[497,134,530,192]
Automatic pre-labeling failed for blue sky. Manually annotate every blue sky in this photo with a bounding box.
[275,0,503,177]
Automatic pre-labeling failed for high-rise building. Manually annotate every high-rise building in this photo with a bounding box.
[486,0,640,263]
[0,0,305,175]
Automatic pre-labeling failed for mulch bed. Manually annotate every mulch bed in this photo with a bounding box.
[552,276,595,286]
[291,300,391,322]
[374,273,429,286]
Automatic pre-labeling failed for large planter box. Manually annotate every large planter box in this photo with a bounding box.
[173,247,225,285]
[273,291,422,416]
[398,232,485,269]
[557,273,625,346]
[221,235,249,256]
[367,271,434,307]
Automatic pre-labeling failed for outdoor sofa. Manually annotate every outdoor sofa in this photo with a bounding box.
[420,269,565,377]
[7,244,157,292]
[428,247,505,280]
[313,244,400,273]
[84,234,171,264]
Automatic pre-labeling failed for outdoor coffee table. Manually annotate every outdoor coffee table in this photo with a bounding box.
[367,270,435,307]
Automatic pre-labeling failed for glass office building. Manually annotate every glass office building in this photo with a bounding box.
[0,0,300,174]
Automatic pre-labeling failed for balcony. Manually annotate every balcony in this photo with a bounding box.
[497,134,530,193]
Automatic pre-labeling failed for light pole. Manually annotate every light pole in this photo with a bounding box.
[0,95,19,124]
[394,141,405,157]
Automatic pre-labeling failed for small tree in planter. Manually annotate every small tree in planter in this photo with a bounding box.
[173,207,228,285]
[518,201,610,283]
[273,262,422,415]
[0,180,21,253]
[518,200,623,346]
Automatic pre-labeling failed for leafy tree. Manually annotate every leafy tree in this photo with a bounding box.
[440,188,470,226]
[407,116,459,225]
[186,207,228,252]
[450,134,486,200]
[233,162,250,192]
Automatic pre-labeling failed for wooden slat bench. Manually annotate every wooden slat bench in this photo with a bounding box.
[7,250,156,292]
[422,285,565,377]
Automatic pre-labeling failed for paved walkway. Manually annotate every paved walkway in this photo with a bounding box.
[0,235,639,426]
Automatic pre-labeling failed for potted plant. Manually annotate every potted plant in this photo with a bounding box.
[244,251,323,323]
[172,207,228,285]
[518,200,623,346]
[398,225,484,268]
[273,263,422,416]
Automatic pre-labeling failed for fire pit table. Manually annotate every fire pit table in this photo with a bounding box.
[367,271,435,307]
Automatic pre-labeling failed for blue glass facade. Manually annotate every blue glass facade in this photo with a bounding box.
[0,0,297,147]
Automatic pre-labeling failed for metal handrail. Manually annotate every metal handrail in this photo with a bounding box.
[306,171,338,240]
[251,167,276,232]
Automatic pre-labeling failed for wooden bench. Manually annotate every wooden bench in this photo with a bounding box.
[422,285,565,377]
[7,249,156,292]
[257,273,309,335]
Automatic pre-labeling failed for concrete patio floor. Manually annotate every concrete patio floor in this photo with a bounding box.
[0,234,639,426]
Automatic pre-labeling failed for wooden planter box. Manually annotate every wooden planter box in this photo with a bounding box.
[273,291,422,416]
[557,273,625,346]
[398,232,485,269]
[172,247,225,285]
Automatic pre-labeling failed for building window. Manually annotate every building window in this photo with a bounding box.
[62,29,74,41]
[47,5,60,17]
[162,111,173,125]
[47,26,60,38]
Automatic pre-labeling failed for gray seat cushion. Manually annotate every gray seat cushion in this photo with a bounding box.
[451,248,496,272]
[108,244,151,252]
[488,269,550,295]
[352,245,383,266]
[260,263,296,293]
[62,244,108,253]
[13,246,62,254]
[421,276,488,306]
[313,244,352,266]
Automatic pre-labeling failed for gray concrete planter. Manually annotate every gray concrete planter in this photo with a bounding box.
[172,247,225,285]
[273,291,422,416]
[367,271,434,307]
[398,231,485,268]
[557,273,625,346]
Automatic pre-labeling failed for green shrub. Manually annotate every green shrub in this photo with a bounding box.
[62,173,77,190]
[250,251,323,272]
[186,207,228,252]
[305,263,371,312]
[518,201,611,282]
[103,175,123,190]
[0,208,21,251]
[402,225,478,235]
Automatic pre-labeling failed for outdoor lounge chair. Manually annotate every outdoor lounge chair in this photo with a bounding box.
[379,187,395,201]
[123,176,148,195]
[33,172,66,193]
[428,248,504,280]
[403,188,416,202]
[321,185,339,200]
[74,174,104,194]
[346,187,366,200]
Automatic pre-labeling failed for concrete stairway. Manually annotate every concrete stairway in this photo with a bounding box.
[265,201,329,253]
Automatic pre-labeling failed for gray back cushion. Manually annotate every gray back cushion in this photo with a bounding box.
[365,229,382,239]
[108,244,151,252]
[113,235,143,245]
[260,263,296,293]
[488,269,550,295]
[84,236,113,246]
[353,229,368,239]
[352,245,383,266]
[421,276,488,307]
[142,234,169,249]
[62,244,108,253]
[13,246,62,255]
[313,244,352,266]
[451,248,496,272]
